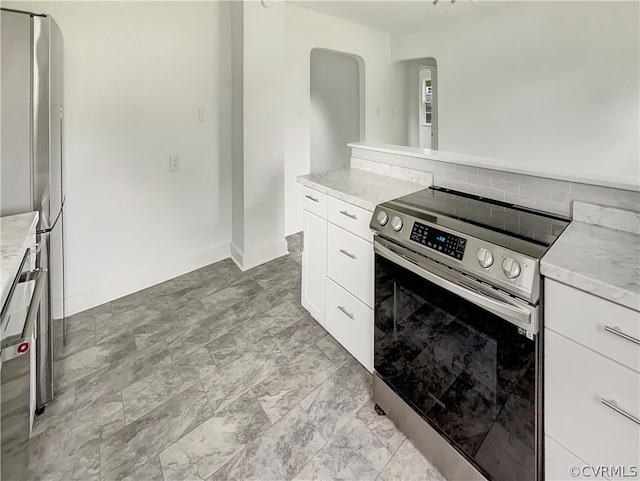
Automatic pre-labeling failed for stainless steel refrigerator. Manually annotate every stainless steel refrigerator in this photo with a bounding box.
[1,8,64,411]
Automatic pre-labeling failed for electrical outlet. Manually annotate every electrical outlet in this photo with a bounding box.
[170,154,180,172]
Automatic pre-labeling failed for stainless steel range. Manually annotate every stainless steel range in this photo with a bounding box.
[370,186,570,481]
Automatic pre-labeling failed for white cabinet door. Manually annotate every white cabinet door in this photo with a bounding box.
[302,210,327,326]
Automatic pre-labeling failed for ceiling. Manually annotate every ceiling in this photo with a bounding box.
[288,0,492,34]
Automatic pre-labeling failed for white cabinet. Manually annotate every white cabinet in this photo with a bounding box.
[326,223,374,308]
[544,279,640,480]
[301,186,375,372]
[325,278,373,371]
[302,209,327,325]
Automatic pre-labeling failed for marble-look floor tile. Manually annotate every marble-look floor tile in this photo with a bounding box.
[299,367,367,442]
[378,438,447,481]
[73,342,173,412]
[202,337,286,412]
[252,344,337,423]
[121,357,206,423]
[100,384,213,481]
[205,325,248,367]
[116,455,164,481]
[64,302,110,334]
[53,333,136,388]
[232,283,298,321]
[210,404,326,481]
[316,334,352,368]
[31,383,76,438]
[27,251,444,481]
[272,315,327,359]
[159,392,270,481]
[356,401,406,455]
[267,298,308,330]
[54,323,95,360]
[335,357,373,404]
[293,418,392,481]
[28,434,100,481]
[200,280,263,314]
[97,305,173,344]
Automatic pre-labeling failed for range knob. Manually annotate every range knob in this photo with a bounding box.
[377,211,389,226]
[502,257,521,279]
[391,216,403,232]
[476,248,494,268]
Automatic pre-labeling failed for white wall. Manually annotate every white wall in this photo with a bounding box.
[230,1,245,260]
[392,1,640,179]
[310,49,361,173]
[284,4,397,236]
[233,0,288,270]
[6,1,233,315]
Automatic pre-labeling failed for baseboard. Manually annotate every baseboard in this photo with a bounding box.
[65,242,231,316]
[229,242,244,271]
[230,239,289,271]
[285,219,302,237]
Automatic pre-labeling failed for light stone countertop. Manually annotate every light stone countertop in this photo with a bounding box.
[297,168,428,212]
[541,203,640,312]
[1,212,39,312]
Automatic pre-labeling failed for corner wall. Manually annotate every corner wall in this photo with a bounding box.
[6,1,233,315]
[392,1,640,180]
[284,4,398,236]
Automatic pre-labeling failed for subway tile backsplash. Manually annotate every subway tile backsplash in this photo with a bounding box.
[350,148,640,217]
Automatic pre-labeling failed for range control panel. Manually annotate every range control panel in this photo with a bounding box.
[410,222,466,260]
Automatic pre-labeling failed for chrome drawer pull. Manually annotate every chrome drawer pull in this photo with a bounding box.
[601,398,640,425]
[340,210,357,220]
[338,306,355,320]
[305,195,319,203]
[604,325,640,346]
[339,249,357,260]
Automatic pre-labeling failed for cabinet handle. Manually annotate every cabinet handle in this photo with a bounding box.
[339,249,357,260]
[601,398,640,425]
[338,306,355,320]
[340,210,357,220]
[604,325,640,346]
[305,195,319,203]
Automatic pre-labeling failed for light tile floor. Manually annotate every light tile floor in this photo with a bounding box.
[28,234,446,481]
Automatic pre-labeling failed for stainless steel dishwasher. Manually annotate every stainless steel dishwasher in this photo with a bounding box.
[1,249,47,481]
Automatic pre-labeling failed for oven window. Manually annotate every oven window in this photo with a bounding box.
[375,254,536,481]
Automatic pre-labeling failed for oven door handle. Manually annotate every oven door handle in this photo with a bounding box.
[375,242,534,330]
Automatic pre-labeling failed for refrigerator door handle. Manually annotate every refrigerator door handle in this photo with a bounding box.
[1,268,46,351]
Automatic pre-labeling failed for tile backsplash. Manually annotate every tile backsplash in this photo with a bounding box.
[351,148,640,217]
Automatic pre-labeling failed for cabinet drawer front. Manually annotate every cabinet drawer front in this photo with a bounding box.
[303,186,327,218]
[545,436,609,481]
[325,277,373,372]
[545,279,640,372]
[545,329,640,469]
[327,223,374,308]
[327,196,373,242]
[301,210,327,326]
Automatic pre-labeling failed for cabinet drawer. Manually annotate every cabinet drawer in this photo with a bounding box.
[327,197,373,242]
[545,329,640,469]
[545,279,640,372]
[303,186,327,218]
[327,223,374,308]
[325,277,373,372]
[545,436,608,481]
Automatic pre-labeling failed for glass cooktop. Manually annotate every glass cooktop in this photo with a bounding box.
[387,186,571,249]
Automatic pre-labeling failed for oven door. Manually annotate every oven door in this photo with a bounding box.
[374,239,540,481]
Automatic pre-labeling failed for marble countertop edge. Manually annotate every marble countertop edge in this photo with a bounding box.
[541,261,640,312]
[1,212,39,312]
[297,168,428,212]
